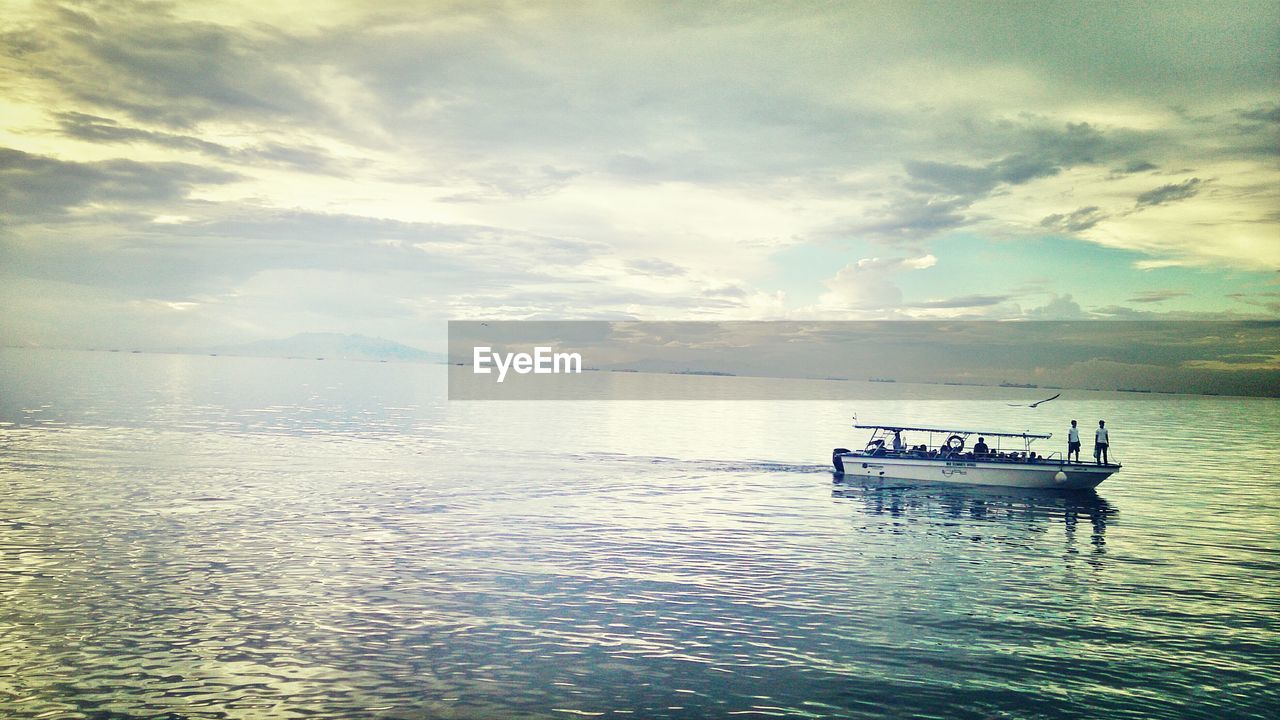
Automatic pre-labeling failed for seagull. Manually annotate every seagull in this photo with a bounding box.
[1008,392,1060,408]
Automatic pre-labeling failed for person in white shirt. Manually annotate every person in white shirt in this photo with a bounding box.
[892,431,905,453]
[1094,420,1110,465]
[1067,420,1081,463]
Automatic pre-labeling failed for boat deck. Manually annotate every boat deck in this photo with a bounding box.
[851,449,1119,468]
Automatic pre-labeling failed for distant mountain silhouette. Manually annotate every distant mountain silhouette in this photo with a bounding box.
[205,333,444,362]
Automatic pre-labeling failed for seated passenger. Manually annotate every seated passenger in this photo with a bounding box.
[973,437,990,456]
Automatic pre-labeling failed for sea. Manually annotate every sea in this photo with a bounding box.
[1,348,1277,719]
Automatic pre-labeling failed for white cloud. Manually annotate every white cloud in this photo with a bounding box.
[809,256,940,316]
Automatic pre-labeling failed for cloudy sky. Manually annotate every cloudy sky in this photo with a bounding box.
[1,0,1277,350]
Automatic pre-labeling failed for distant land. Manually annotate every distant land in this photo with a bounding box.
[201,333,445,363]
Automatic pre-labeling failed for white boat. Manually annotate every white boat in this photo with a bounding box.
[833,423,1120,490]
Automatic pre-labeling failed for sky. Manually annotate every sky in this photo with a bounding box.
[1,0,1278,352]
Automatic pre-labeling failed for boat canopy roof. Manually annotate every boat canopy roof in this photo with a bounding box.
[854,422,1051,440]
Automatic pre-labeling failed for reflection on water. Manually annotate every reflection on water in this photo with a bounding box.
[833,479,1114,556]
[1,349,1278,719]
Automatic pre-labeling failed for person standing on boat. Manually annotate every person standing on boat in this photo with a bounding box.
[1094,420,1110,465]
[892,430,905,453]
[973,437,990,457]
[1068,420,1081,463]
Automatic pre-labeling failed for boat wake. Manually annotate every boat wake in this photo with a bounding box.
[571,451,830,476]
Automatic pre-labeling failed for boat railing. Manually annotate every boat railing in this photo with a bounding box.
[861,446,1120,467]
[869,448,1045,463]
[1039,449,1122,467]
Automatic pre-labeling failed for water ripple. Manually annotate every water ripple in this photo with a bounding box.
[1,352,1277,719]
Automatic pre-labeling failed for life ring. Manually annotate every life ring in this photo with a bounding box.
[945,434,965,452]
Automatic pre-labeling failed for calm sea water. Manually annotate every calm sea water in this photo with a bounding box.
[1,348,1277,719]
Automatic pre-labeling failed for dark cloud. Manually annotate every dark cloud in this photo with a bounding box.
[703,284,749,299]
[905,152,1062,198]
[843,196,972,240]
[990,152,1064,185]
[55,111,232,156]
[246,142,341,174]
[0,147,237,220]
[29,3,319,129]
[870,122,1150,243]
[1083,304,1270,320]
[1040,206,1108,233]
[1227,292,1280,314]
[907,294,1011,309]
[54,112,340,173]
[1111,160,1158,176]
[1020,122,1114,165]
[626,258,686,277]
[905,160,1002,197]
[1128,290,1189,304]
[1136,178,1203,207]
[1240,105,1280,123]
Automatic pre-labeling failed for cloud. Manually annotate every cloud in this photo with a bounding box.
[620,258,683,278]
[53,112,341,172]
[0,1,1277,346]
[905,148,1072,198]
[843,196,973,240]
[1110,160,1158,176]
[812,255,937,314]
[14,2,321,129]
[905,160,1005,197]
[1135,178,1203,207]
[2,197,612,303]
[1040,206,1107,232]
[1024,294,1089,320]
[1083,304,1265,320]
[0,147,238,220]
[1128,289,1189,304]
[55,111,233,155]
[1227,291,1280,314]
[907,294,1011,309]
[1239,105,1280,124]
[850,121,1152,244]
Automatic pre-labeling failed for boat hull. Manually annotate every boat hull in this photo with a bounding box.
[834,453,1117,490]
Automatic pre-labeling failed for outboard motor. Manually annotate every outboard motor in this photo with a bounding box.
[832,448,851,473]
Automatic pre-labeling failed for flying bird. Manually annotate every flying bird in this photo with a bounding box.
[1008,393,1060,408]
